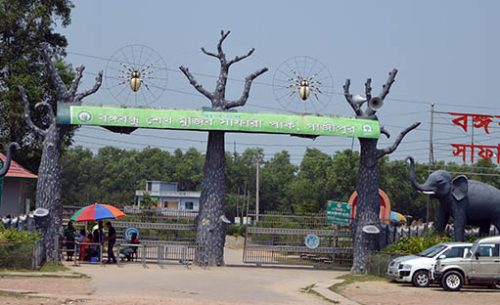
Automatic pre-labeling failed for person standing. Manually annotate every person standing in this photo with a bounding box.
[106,221,117,264]
[64,221,76,261]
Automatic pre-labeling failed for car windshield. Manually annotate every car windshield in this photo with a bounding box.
[418,244,447,257]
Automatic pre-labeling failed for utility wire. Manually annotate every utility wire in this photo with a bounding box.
[68,50,500,111]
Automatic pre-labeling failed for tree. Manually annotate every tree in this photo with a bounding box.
[379,158,426,220]
[260,151,297,213]
[326,149,359,202]
[290,148,332,213]
[179,31,267,265]
[19,47,102,262]
[342,69,420,273]
[0,0,74,173]
[60,146,96,205]
[173,148,204,191]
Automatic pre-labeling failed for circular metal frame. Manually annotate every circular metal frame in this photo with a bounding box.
[105,44,168,106]
[272,56,334,114]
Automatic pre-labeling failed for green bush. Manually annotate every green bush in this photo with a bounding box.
[383,233,452,255]
[0,228,40,269]
[226,225,247,237]
[0,228,40,243]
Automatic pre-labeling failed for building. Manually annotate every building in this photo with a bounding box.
[135,181,200,212]
[0,153,37,216]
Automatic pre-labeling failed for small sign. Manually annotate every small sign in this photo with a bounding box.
[125,227,140,240]
[362,225,380,234]
[326,201,352,225]
[305,234,320,249]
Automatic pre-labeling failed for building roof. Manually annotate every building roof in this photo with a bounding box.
[0,153,38,179]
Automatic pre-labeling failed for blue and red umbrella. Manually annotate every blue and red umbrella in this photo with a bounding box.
[70,203,126,222]
[390,211,407,223]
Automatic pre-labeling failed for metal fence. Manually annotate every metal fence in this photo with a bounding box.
[59,220,197,266]
[243,213,353,268]
[32,239,45,269]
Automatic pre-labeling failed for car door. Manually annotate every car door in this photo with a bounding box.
[470,243,500,278]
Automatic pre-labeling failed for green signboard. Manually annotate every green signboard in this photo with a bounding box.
[56,104,380,139]
[326,201,352,225]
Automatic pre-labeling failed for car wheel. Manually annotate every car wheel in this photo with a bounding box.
[412,270,430,287]
[442,271,463,291]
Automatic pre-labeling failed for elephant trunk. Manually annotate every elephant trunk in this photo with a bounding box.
[406,156,435,195]
[0,142,20,177]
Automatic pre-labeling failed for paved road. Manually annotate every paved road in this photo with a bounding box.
[76,248,346,305]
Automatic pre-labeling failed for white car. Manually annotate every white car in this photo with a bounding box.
[387,242,472,287]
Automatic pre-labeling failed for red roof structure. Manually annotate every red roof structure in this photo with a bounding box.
[0,153,37,179]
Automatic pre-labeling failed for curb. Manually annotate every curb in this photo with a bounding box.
[312,279,360,305]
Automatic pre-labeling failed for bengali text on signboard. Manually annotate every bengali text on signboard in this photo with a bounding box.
[56,104,381,139]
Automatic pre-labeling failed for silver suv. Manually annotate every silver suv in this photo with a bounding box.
[433,236,500,291]
[387,242,471,287]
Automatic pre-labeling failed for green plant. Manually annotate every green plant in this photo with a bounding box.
[39,262,69,272]
[226,225,247,237]
[383,233,452,255]
[0,229,40,269]
[0,229,40,243]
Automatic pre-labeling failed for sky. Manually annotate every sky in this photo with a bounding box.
[59,0,500,166]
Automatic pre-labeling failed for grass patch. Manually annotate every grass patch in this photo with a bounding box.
[0,290,45,299]
[329,274,387,293]
[0,272,89,279]
[39,262,69,272]
[301,284,339,304]
[0,262,69,273]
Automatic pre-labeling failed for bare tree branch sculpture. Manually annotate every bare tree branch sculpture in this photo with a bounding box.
[343,68,420,274]
[179,30,267,266]
[19,45,102,262]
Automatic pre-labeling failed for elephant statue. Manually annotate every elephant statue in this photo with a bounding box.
[407,156,500,241]
[0,142,20,177]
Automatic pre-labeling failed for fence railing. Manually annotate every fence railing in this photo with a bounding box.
[60,240,195,267]
[32,239,45,269]
[244,226,352,268]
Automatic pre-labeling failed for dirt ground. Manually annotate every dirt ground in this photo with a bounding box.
[340,280,500,305]
[0,248,342,305]
[1,248,499,305]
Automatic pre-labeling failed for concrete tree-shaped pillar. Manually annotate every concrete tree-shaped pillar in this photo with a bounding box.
[19,47,102,261]
[180,31,267,266]
[343,69,420,273]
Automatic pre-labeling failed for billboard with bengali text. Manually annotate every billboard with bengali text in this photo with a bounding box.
[56,104,380,139]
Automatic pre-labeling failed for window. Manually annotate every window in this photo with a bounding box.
[478,244,495,257]
[185,202,194,210]
[442,246,469,258]
[147,182,152,192]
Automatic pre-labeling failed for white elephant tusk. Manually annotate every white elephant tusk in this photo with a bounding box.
[422,191,435,195]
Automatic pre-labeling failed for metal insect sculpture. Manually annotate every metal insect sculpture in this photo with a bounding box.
[273,56,333,114]
[105,45,167,106]
[286,71,323,101]
[119,63,154,93]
